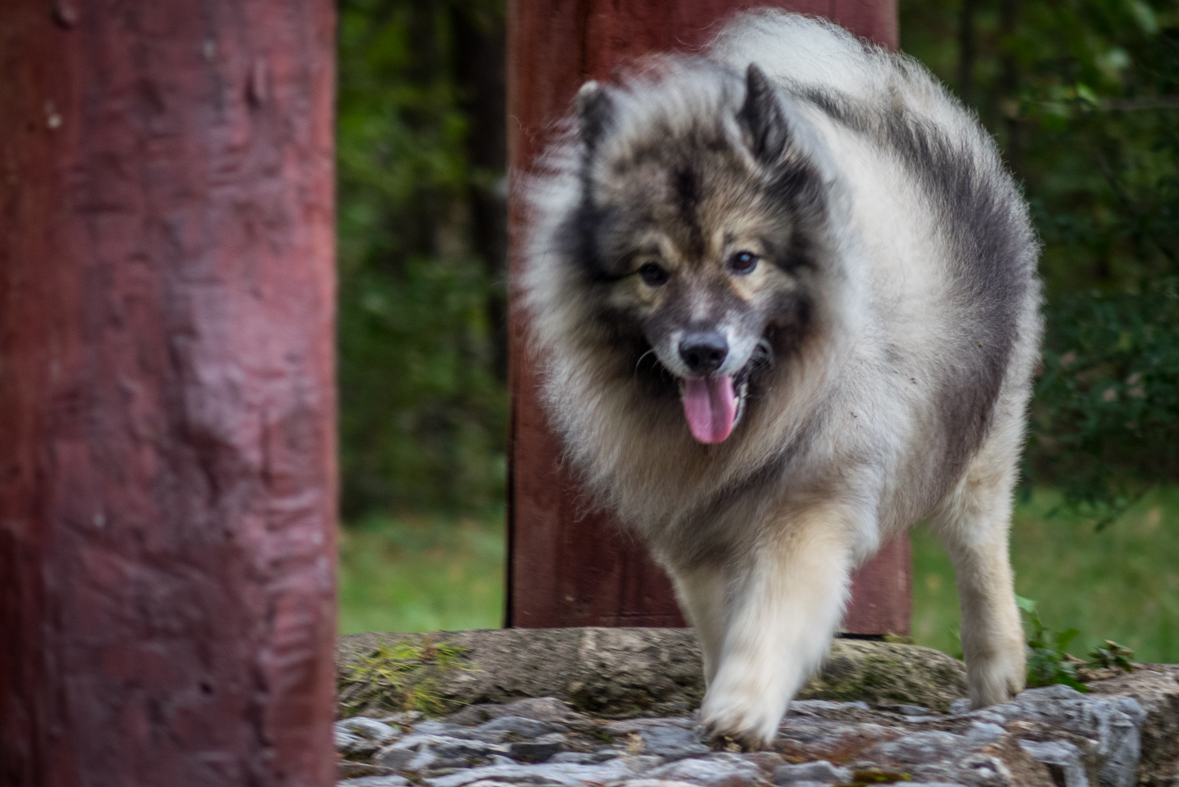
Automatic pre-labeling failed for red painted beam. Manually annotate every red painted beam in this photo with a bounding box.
[506,0,909,636]
[0,1,338,785]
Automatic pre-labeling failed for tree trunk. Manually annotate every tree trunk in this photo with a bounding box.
[0,1,338,785]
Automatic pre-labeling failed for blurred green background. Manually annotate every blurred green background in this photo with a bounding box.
[335,0,1179,662]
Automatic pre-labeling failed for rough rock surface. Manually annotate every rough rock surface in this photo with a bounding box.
[1089,664,1179,787]
[336,631,1179,787]
[337,628,969,717]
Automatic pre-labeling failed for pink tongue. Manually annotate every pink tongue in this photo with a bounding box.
[682,376,737,444]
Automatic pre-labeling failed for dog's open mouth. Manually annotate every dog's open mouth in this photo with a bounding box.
[677,340,770,445]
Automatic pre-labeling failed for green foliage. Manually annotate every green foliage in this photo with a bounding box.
[1017,595,1089,691]
[1032,282,1179,519]
[1017,596,1135,688]
[911,487,1179,663]
[337,0,507,517]
[901,0,1179,517]
[1087,639,1135,671]
[338,512,505,635]
[338,636,473,718]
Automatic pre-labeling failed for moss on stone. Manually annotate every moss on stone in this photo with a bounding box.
[798,640,967,712]
[337,633,476,718]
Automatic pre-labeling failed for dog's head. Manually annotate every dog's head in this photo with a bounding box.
[561,62,831,444]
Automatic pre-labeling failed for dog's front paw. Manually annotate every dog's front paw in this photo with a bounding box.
[699,679,786,750]
[967,637,1026,708]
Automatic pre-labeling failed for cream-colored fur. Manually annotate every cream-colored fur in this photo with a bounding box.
[689,505,855,744]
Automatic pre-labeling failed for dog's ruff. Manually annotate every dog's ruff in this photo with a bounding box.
[522,11,1041,748]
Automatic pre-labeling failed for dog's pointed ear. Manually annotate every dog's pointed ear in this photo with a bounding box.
[576,81,614,152]
[737,64,790,163]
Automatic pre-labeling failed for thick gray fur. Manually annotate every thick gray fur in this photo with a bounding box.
[522,11,1042,748]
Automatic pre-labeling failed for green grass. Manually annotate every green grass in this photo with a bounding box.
[339,491,1179,664]
[913,487,1179,663]
[337,510,506,635]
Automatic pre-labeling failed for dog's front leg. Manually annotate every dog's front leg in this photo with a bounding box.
[670,566,729,687]
[698,512,854,749]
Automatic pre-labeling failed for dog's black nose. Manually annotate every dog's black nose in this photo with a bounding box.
[680,332,729,374]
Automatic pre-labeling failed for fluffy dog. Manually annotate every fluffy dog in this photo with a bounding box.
[521,10,1041,748]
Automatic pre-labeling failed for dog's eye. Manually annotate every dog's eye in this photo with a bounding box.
[638,262,669,286]
[729,251,759,274]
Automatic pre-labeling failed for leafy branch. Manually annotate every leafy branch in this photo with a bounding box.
[1017,596,1135,691]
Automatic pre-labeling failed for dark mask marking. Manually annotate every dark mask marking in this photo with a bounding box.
[672,166,706,260]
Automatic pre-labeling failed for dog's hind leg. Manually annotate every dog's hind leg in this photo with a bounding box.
[697,508,855,749]
[930,445,1026,708]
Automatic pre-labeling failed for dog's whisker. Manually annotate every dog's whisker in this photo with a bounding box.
[634,349,657,376]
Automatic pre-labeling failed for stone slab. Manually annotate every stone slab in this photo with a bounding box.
[337,628,968,718]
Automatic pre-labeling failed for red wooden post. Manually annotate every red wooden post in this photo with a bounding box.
[0,1,337,785]
[506,0,910,635]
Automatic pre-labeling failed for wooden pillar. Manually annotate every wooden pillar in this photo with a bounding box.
[506,0,910,635]
[0,1,337,785]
